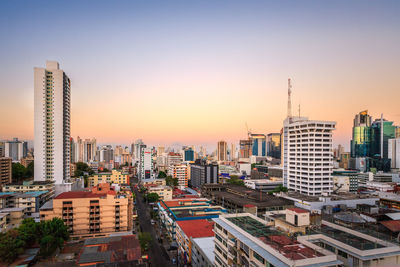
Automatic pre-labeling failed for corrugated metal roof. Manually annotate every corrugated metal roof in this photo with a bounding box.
[385,212,400,220]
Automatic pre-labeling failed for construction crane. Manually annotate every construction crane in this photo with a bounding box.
[245,122,252,138]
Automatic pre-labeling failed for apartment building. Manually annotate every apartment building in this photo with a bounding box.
[283,117,336,195]
[88,169,130,187]
[213,213,341,267]
[3,180,54,200]
[0,207,26,232]
[168,164,189,188]
[191,236,215,267]
[34,61,71,185]
[175,219,214,265]
[146,185,173,201]
[40,183,133,238]
[0,157,12,187]
[157,198,227,240]
[167,152,183,166]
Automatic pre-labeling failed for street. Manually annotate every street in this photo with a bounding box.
[134,186,173,267]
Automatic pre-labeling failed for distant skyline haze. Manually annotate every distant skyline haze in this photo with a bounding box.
[0,0,399,151]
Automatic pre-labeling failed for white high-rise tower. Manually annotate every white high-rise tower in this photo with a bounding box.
[34,61,71,184]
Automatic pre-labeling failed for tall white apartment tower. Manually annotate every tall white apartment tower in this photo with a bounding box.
[283,117,336,195]
[139,147,154,180]
[34,61,71,184]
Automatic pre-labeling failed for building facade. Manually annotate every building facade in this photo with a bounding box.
[267,133,281,159]
[250,134,266,157]
[88,170,130,187]
[283,117,336,195]
[217,141,227,161]
[388,138,400,169]
[139,147,154,180]
[34,61,71,184]
[0,157,12,187]
[190,160,218,188]
[40,183,133,238]
[168,164,189,187]
[4,138,27,162]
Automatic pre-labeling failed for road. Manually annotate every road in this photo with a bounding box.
[134,186,173,267]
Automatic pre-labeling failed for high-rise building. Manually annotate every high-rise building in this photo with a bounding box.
[350,110,372,158]
[168,164,189,187]
[388,138,400,169]
[0,142,4,157]
[71,136,84,163]
[99,145,114,163]
[157,146,165,156]
[83,138,97,163]
[133,139,145,163]
[4,138,28,162]
[139,147,154,180]
[34,61,71,184]
[217,141,227,161]
[0,157,12,186]
[371,117,396,159]
[249,134,266,157]
[167,152,183,166]
[190,160,218,188]
[230,143,236,161]
[267,133,281,159]
[184,147,195,162]
[239,139,252,158]
[283,117,336,195]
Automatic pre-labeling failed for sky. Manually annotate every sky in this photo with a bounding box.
[0,0,399,150]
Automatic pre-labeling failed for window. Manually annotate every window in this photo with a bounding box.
[338,249,348,259]
[253,251,265,264]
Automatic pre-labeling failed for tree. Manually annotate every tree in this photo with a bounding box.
[146,193,159,203]
[39,218,69,256]
[227,177,245,186]
[272,185,288,193]
[12,163,26,182]
[158,171,167,178]
[138,232,152,251]
[0,230,25,263]
[165,176,178,187]
[74,162,94,177]
[18,218,39,246]
[25,162,34,178]
[102,168,110,172]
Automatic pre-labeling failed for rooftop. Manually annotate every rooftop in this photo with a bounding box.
[287,208,308,214]
[55,191,107,199]
[176,219,214,238]
[380,220,400,233]
[222,215,325,261]
[191,237,214,264]
[283,191,378,202]
[315,224,385,250]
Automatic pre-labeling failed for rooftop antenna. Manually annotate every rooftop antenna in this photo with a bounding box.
[287,78,292,119]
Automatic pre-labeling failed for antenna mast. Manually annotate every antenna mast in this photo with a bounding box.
[287,78,292,118]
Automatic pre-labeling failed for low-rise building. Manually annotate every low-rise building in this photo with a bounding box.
[244,179,283,192]
[213,213,341,267]
[158,198,227,240]
[0,157,12,187]
[88,169,130,187]
[77,235,143,266]
[191,236,214,267]
[279,191,379,214]
[264,208,310,235]
[202,184,294,215]
[175,219,214,265]
[308,220,400,267]
[146,185,173,200]
[0,207,26,231]
[40,183,133,238]
[21,156,34,168]
[0,191,49,219]
[141,178,166,186]
[3,180,54,200]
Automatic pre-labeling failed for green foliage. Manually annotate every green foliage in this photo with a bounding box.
[12,163,27,182]
[0,217,69,263]
[272,185,288,193]
[26,162,34,178]
[146,193,159,203]
[0,230,25,263]
[138,232,152,251]
[102,168,110,172]
[158,171,167,178]
[18,218,39,246]
[165,176,178,187]
[227,177,245,186]
[38,218,69,256]
[74,162,94,177]
[251,163,257,169]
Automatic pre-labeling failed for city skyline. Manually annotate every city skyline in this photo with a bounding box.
[1,1,400,150]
